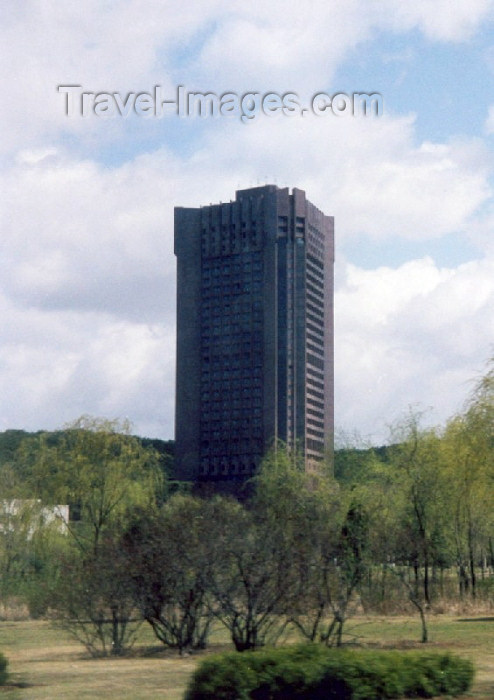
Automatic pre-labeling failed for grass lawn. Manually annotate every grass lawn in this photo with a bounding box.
[1,614,493,698]
[0,621,196,699]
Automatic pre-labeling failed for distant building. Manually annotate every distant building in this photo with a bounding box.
[174,185,334,486]
[0,500,69,537]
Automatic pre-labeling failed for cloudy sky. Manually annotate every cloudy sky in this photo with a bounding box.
[1,1,494,444]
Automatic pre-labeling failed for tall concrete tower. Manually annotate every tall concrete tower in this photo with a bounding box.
[174,185,334,486]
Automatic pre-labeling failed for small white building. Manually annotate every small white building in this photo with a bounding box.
[0,500,69,537]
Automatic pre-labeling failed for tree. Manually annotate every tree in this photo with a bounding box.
[21,416,164,655]
[123,495,214,654]
[250,444,368,648]
[206,497,294,651]
[287,494,370,647]
[440,361,494,599]
[386,412,449,607]
[0,465,68,613]
[19,416,164,552]
[49,530,140,656]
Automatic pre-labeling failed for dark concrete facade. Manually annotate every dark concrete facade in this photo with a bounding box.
[174,185,334,485]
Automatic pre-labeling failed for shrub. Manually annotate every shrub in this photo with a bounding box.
[184,645,474,700]
[0,652,8,686]
[184,653,257,700]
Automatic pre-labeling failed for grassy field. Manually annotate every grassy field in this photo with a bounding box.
[1,614,494,698]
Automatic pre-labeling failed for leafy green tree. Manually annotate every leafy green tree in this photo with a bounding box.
[19,416,164,552]
[440,361,494,598]
[123,495,215,654]
[206,496,294,651]
[251,444,369,648]
[20,416,164,654]
[386,412,449,606]
[0,464,68,612]
[49,529,141,656]
[289,498,370,646]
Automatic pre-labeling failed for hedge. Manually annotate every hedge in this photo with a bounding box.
[184,644,474,699]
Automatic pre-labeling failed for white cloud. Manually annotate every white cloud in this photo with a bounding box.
[372,0,494,41]
[1,0,491,155]
[192,1,374,92]
[335,257,494,442]
[0,0,493,442]
[0,292,173,438]
[0,148,181,319]
[0,94,492,439]
[0,0,223,154]
[190,0,494,90]
[3,112,489,321]
[185,113,492,242]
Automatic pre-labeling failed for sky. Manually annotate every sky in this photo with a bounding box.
[1,1,494,445]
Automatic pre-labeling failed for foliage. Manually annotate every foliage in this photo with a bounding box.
[15,416,164,551]
[0,488,69,614]
[123,495,214,653]
[205,493,293,651]
[0,429,34,465]
[252,444,369,647]
[184,645,474,700]
[16,416,165,655]
[0,427,173,483]
[49,531,141,656]
[0,357,494,659]
[439,382,494,599]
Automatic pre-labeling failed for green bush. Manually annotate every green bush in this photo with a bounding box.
[0,652,8,686]
[184,645,474,700]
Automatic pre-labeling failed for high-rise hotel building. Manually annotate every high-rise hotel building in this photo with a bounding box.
[174,185,334,485]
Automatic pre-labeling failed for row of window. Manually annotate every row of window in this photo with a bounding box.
[307,328,324,346]
[307,231,325,262]
[201,394,262,408]
[306,298,324,320]
[306,438,325,453]
[201,355,263,368]
[199,456,259,477]
[307,396,325,410]
[203,298,263,315]
[201,388,263,402]
[201,310,263,328]
[201,360,262,377]
[306,286,325,305]
[306,255,324,272]
[203,328,262,345]
[202,257,263,276]
[307,379,325,395]
[201,323,262,339]
[307,427,325,440]
[202,421,262,435]
[307,353,324,371]
[202,279,263,294]
[202,221,262,236]
[201,387,261,401]
[306,310,324,329]
[201,283,262,299]
[201,412,259,424]
[307,365,325,383]
[200,438,263,454]
[307,407,325,421]
[306,273,324,293]
[203,338,262,350]
[307,341,324,358]
[201,233,263,258]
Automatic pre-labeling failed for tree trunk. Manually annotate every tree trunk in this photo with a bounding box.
[423,555,430,606]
